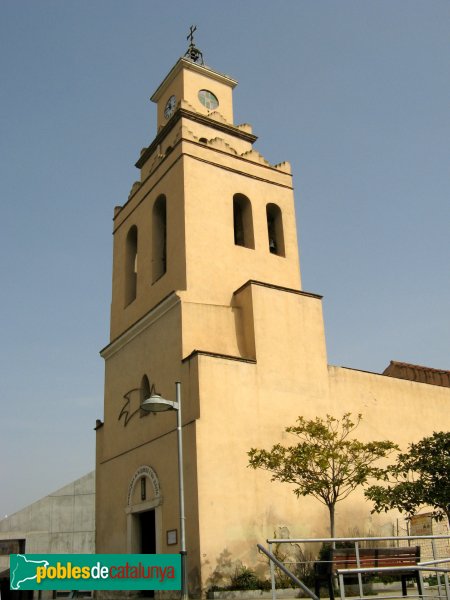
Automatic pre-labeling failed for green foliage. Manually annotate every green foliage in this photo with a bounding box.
[365,431,450,523]
[425,575,438,587]
[230,566,260,590]
[248,413,397,536]
[228,566,270,590]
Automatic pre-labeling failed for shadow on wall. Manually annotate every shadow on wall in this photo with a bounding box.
[207,549,243,590]
[204,528,322,595]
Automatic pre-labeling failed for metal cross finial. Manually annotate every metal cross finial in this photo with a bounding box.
[184,24,204,65]
[187,25,197,45]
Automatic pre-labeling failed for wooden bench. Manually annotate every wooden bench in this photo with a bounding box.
[314,546,422,599]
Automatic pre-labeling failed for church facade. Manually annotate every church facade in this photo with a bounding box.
[95,51,450,597]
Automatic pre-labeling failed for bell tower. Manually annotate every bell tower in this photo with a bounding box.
[108,35,301,343]
[96,32,320,599]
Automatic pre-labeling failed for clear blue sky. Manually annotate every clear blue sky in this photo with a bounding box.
[1,1,449,518]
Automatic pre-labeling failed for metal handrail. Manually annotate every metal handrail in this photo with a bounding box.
[257,543,319,600]
[420,559,450,567]
[337,566,450,575]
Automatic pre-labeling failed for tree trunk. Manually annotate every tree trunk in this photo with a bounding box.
[328,504,336,548]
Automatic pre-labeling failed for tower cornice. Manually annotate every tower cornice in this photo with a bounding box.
[135,107,257,169]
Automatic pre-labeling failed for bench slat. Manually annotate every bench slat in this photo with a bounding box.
[327,546,420,574]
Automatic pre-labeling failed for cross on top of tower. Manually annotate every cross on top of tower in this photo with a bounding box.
[187,25,196,44]
[184,25,204,65]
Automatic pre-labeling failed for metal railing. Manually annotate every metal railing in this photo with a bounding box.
[259,535,450,600]
[257,543,319,600]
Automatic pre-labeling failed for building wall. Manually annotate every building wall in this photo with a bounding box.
[0,472,95,580]
[410,513,450,564]
[189,284,450,588]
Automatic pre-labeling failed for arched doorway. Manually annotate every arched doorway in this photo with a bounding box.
[126,466,162,598]
[126,465,162,555]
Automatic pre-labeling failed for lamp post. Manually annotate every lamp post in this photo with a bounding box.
[141,382,188,600]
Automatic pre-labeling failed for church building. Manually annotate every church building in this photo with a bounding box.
[95,39,450,598]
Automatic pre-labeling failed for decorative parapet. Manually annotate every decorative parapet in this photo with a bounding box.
[240,148,271,167]
[134,113,291,186]
[208,137,238,155]
[180,99,197,113]
[181,126,291,173]
[178,101,232,127]
[236,123,253,134]
[180,125,198,141]
[128,181,141,199]
[179,127,239,156]
[273,161,292,174]
[207,111,230,125]
[197,136,291,173]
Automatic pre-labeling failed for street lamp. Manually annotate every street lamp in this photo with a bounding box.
[141,382,188,600]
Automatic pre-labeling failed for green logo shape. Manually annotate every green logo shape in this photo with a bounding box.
[10,554,181,591]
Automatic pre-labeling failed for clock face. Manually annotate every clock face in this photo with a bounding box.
[164,95,177,119]
[198,89,219,110]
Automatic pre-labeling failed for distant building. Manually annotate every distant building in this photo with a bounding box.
[410,512,450,565]
[0,472,95,599]
[384,361,450,387]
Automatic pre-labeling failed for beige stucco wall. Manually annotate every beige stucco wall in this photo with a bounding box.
[97,297,204,593]
[190,284,450,588]
[328,365,450,447]
[181,154,300,308]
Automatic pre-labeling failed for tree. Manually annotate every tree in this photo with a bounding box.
[248,413,397,538]
[365,431,450,525]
